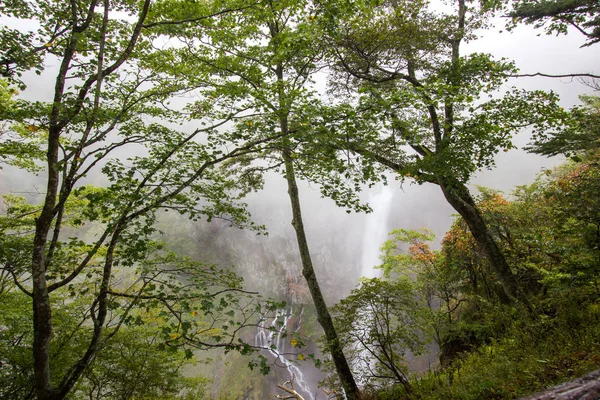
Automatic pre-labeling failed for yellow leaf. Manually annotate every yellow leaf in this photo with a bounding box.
[297,353,305,361]
[290,339,298,347]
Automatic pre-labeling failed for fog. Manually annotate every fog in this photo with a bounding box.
[1,9,599,398]
[201,21,600,304]
[3,20,598,296]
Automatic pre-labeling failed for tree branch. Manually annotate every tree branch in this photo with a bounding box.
[506,72,600,80]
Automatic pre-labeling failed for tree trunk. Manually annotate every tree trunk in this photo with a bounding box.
[32,112,64,400]
[32,242,55,400]
[270,21,358,394]
[438,177,532,310]
[282,149,360,400]
[31,16,86,397]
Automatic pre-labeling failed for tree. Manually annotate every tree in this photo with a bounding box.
[321,0,568,307]
[0,1,278,398]
[0,189,274,399]
[430,163,600,364]
[377,228,482,368]
[0,79,44,171]
[0,288,210,400]
[527,94,600,157]
[144,1,390,397]
[506,0,600,47]
[330,278,427,393]
[440,190,539,304]
[442,164,600,303]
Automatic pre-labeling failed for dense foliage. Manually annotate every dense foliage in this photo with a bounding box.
[0,0,598,398]
[335,150,600,399]
[0,0,281,398]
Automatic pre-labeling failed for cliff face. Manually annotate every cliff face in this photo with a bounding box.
[520,369,600,400]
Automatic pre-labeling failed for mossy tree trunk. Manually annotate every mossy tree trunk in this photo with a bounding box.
[281,145,359,400]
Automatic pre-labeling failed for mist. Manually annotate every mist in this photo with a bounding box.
[2,4,599,398]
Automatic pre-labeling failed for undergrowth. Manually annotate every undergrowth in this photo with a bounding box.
[376,301,600,400]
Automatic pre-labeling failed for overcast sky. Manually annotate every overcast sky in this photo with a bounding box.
[468,19,599,191]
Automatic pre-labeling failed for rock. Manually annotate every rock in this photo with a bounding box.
[520,369,600,400]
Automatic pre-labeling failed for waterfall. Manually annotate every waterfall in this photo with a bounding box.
[255,307,314,400]
[361,186,394,278]
[356,186,394,387]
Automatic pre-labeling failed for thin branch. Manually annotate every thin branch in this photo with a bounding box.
[507,72,600,80]
[142,1,260,28]
[3,264,33,297]
[276,375,306,400]
[106,287,258,300]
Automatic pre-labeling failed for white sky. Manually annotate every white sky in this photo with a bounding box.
[466,20,599,191]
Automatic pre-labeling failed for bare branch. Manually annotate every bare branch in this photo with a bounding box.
[507,72,600,80]
[276,375,306,400]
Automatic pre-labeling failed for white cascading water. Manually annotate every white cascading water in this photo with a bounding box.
[361,186,394,278]
[255,307,314,400]
[356,185,394,387]
[252,186,394,398]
